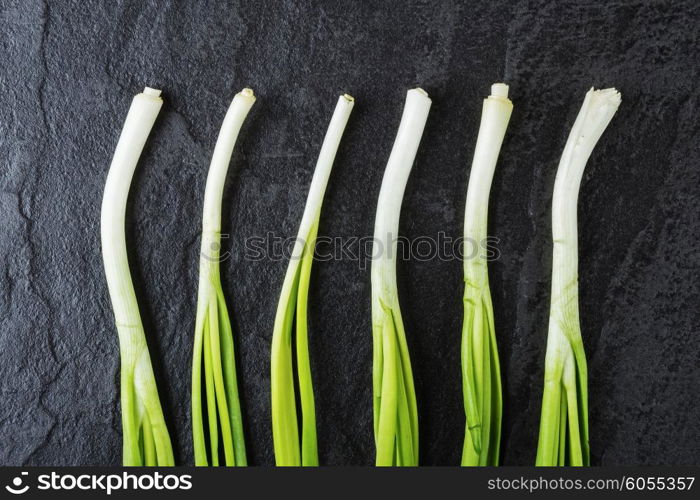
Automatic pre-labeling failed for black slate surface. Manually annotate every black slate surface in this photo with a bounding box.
[1,0,698,466]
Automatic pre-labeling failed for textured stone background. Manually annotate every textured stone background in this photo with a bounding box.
[0,0,698,466]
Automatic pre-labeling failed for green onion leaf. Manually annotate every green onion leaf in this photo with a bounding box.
[536,87,621,466]
[192,88,256,466]
[371,88,431,466]
[271,94,355,466]
[461,83,512,466]
[101,87,175,466]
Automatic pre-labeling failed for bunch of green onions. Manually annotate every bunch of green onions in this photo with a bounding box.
[100,83,622,468]
[270,94,355,466]
[191,88,256,466]
[461,83,512,466]
[536,87,621,466]
[371,88,431,466]
[101,87,174,466]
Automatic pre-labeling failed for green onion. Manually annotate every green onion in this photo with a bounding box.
[191,88,256,466]
[461,83,512,466]
[371,88,431,466]
[271,94,355,466]
[536,87,621,466]
[101,87,174,466]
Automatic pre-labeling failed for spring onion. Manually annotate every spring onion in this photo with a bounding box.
[461,83,512,466]
[191,88,256,466]
[371,88,431,466]
[536,87,621,466]
[271,94,355,466]
[101,87,175,466]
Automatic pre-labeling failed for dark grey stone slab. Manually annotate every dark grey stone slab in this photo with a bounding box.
[0,0,697,465]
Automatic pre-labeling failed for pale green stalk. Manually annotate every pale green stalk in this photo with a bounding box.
[101,87,174,466]
[192,88,256,466]
[536,87,621,466]
[461,83,512,466]
[271,94,354,466]
[371,88,431,466]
